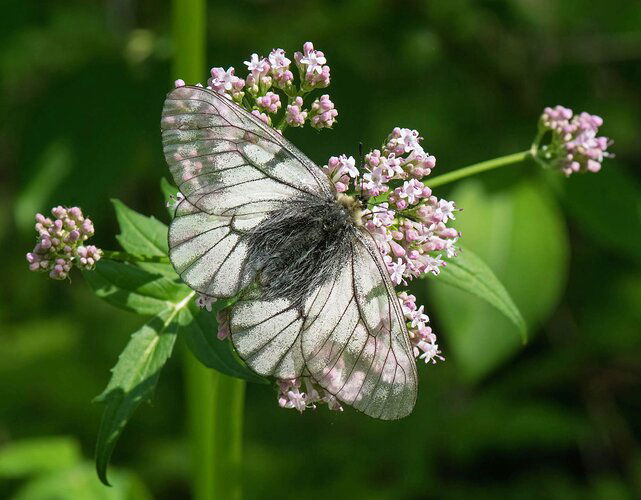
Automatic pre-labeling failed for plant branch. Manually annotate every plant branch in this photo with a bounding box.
[427,150,531,188]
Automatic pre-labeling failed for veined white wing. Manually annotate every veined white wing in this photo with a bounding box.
[161,86,332,298]
[230,229,418,419]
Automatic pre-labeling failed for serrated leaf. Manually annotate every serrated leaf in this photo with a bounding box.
[180,303,268,384]
[84,260,187,316]
[433,247,526,342]
[94,307,183,485]
[111,199,174,277]
[0,437,81,479]
[111,199,168,256]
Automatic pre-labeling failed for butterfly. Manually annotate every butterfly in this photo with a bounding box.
[161,86,417,419]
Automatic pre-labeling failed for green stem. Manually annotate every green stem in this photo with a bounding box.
[102,250,170,264]
[171,1,246,499]
[427,150,531,188]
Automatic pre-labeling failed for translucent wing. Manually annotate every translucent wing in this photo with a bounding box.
[161,86,333,298]
[230,229,418,420]
[161,85,332,216]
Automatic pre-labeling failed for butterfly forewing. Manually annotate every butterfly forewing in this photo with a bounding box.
[161,86,418,419]
[161,85,333,216]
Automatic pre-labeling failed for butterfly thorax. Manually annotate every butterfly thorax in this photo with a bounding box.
[336,193,364,227]
[244,197,356,304]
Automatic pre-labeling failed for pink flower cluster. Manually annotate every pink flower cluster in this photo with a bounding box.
[398,292,444,364]
[320,127,457,369]
[26,206,102,280]
[538,105,612,176]
[278,377,343,414]
[294,42,331,90]
[322,127,459,285]
[175,42,336,130]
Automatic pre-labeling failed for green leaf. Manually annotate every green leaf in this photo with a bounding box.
[112,198,168,256]
[428,177,569,380]
[111,198,174,277]
[13,463,152,500]
[432,247,526,342]
[84,260,188,316]
[0,437,81,479]
[94,307,183,485]
[180,303,268,384]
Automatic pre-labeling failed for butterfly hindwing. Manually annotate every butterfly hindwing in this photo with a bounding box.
[229,229,418,419]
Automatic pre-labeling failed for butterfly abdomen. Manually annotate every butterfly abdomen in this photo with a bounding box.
[244,197,355,304]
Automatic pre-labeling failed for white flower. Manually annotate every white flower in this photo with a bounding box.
[410,305,430,328]
[382,154,404,177]
[417,341,444,364]
[436,199,457,223]
[363,166,390,194]
[268,48,291,70]
[337,155,359,178]
[300,49,327,74]
[399,179,424,204]
[210,67,238,91]
[394,128,422,153]
[287,388,307,412]
[389,258,406,285]
[444,237,458,258]
[196,294,216,312]
[423,254,445,275]
[244,53,269,77]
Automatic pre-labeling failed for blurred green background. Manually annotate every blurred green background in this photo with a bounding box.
[2,0,641,498]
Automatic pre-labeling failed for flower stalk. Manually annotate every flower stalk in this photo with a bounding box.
[172,0,246,499]
[426,150,531,188]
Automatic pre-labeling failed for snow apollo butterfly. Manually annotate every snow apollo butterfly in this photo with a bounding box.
[161,86,417,419]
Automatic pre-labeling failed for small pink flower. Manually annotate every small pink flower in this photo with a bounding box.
[285,96,307,127]
[251,109,270,125]
[256,92,281,114]
[538,105,612,176]
[309,95,337,129]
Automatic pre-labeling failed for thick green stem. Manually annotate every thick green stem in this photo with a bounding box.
[427,150,531,188]
[171,0,246,499]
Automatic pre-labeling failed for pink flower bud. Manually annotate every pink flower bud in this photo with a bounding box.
[390,241,406,257]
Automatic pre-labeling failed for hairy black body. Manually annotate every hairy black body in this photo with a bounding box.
[244,196,357,304]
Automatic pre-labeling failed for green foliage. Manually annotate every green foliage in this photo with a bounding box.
[430,177,569,380]
[0,437,151,500]
[88,199,264,485]
[84,261,187,316]
[431,246,527,342]
[94,309,181,485]
[3,1,641,498]
[0,437,81,478]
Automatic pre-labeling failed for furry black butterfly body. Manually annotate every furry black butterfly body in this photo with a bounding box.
[244,196,356,304]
